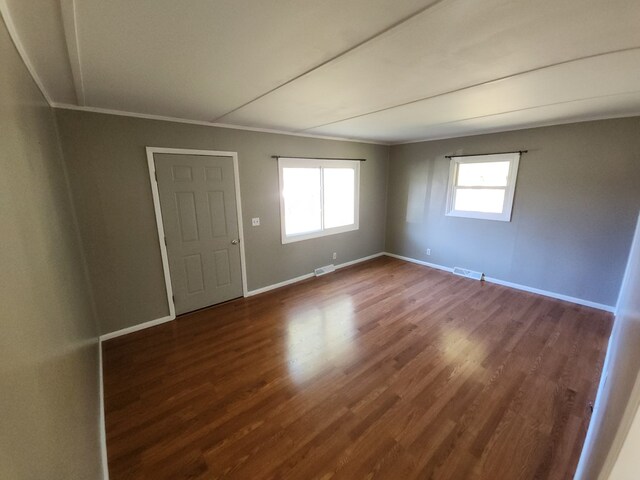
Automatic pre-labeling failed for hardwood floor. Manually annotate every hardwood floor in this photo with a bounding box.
[103,256,612,479]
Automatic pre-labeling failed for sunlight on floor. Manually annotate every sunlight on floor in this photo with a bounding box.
[286,296,356,383]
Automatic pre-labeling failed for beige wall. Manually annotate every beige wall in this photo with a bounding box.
[0,16,103,480]
[576,213,640,480]
[386,118,640,307]
[54,109,389,335]
[608,402,640,480]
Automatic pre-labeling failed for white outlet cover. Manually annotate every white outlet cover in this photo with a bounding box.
[252,217,260,226]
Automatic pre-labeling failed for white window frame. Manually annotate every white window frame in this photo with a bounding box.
[278,157,360,244]
[445,152,520,222]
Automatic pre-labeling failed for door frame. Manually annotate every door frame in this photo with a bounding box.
[146,146,248,319]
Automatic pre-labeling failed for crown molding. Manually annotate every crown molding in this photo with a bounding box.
[0,0,53,105]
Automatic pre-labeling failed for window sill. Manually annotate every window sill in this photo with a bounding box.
[281,224,359,244]
[445,211,512,222]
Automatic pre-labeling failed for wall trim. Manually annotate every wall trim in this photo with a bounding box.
[52,103,389,146]
[0,0,53,104]
[98,250,614,340]
[98,341,109,479]
[384,252,455,273]
[573,325,616,480]
[246,252,385,297]
[59,0,85,105]
[246,272,316,297]
[483,275,615,312]
[99,315,174,342]
[384,252,615,312]
[99,253,386,338]
[335,252,385,270]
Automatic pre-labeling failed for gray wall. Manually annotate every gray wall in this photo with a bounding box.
[0,16,103,480]
[576,213,640,480]
[386,118,640,307]
[54,110,389,335]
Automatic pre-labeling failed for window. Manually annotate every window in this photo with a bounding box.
[278,157,360,244]
[446,152,520,222]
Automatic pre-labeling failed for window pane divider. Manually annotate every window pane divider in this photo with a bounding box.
[319,167,325,231]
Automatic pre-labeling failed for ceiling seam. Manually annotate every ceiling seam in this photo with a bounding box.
[298,46,640,134]
[210,0,449,123]
[390,92,640,145]
[390,111,640,146]
[0,0,53,105]
[51,103,390,145]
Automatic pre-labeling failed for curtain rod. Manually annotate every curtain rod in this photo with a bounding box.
[445,150,528,159]
[271,155,366,162]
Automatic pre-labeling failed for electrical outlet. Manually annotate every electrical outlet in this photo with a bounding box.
[332,252,337,260]
[426,248,431,256]
[252,217,260,226]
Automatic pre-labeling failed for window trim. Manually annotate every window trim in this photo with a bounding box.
[278,157,360,244]
[445,152,520,222]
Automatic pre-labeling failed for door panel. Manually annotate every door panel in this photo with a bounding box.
[155,153,243,315]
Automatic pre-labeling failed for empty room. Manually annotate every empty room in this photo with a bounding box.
[2,1,640,479]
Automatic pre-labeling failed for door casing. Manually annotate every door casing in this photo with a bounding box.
[146,147,248,320]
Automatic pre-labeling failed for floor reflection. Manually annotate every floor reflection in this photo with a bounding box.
[438,325,486,364]
[286,295,355,383]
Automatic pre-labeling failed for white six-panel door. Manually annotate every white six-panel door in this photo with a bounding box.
[154,153,243,315]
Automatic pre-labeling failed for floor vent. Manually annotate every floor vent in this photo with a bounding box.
[452,267,484,281]
[314,264,336,276]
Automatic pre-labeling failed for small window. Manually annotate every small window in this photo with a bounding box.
[446,152,520,222]
[278,158,360,244]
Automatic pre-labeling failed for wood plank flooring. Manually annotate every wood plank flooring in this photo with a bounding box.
[103,256,612,479]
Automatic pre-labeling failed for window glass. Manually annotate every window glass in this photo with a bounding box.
[282,167,322,235]
[457,161,510,187]
[278,158,360,243]
[454,188,505,213]
[323,168,355,229]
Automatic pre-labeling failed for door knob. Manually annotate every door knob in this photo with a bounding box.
[231,239,239,245]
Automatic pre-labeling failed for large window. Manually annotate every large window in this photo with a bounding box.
[278,158,360,244]
[446,152,520,222]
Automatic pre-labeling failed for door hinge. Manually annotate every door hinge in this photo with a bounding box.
[154,170,158,182]
[164,236,167,246]
[172,294,175,303]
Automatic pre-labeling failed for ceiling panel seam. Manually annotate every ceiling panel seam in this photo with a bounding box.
[388,90,640,144]
[390,110,640,146]
[298,46,640,133]
[51,103,390,145]
[210,0,449,123]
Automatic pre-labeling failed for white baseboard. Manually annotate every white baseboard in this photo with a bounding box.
[383,252,615,313]
[483,276,615,312]
[384,252,454,273]
[99,251,614,341]
[98,340,109,479]
[99,314,175,341]
[99,253,385,338]
[335,252,385,270]
[246,272,315,297]
[246,252,385,297]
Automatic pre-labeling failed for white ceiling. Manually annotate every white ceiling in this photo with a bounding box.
[3,0,640,144]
